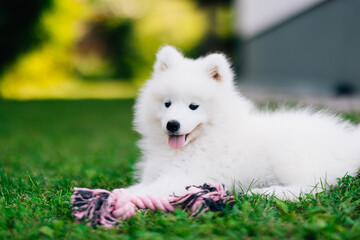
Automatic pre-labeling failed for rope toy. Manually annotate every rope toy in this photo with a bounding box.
[71,183,235,228]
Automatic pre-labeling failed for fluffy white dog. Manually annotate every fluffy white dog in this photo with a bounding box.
[126,45,360,200]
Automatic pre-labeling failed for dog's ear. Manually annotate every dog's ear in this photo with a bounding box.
[204,53,233,82]
[154,45,183,72]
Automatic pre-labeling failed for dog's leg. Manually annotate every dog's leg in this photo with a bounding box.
[126,175,191,197]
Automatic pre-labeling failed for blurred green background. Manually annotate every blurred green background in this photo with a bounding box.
[0,0,235,100]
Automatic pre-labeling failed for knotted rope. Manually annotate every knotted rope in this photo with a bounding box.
[71,183,234,228]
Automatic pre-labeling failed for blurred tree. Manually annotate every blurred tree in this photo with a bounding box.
[0,0,90,99]
[107,20,144,80]
[74,0,207,83]
[0,0,53,75]
[192,0,236,62]
[75,19,143,81]
[0,0,211,99]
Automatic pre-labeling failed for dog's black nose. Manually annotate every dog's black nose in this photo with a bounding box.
[167,120,180,133]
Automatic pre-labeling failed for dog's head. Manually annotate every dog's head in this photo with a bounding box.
[134,45,235,149]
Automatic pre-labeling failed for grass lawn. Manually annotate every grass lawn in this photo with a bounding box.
[1,99,360,239]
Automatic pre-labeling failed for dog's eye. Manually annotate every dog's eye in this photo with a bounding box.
[189,104,199,110]
[164,101,171,108]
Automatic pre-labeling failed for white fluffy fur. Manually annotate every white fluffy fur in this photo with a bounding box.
[127,45,360,200]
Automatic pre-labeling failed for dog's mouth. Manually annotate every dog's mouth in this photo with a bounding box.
[168,124,201,149]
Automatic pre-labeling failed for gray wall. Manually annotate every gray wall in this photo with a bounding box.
[240,0,360,95]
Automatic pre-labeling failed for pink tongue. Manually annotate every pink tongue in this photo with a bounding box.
[168,135,186,149]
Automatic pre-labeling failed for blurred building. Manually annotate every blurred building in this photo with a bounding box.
[236,0,360,97]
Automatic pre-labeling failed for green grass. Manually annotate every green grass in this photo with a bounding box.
[1,100,360,239]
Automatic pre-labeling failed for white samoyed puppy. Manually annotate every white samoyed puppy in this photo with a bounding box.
[126,45,360,200]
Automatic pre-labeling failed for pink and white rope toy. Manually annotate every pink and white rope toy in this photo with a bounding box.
[71,183,235,228]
